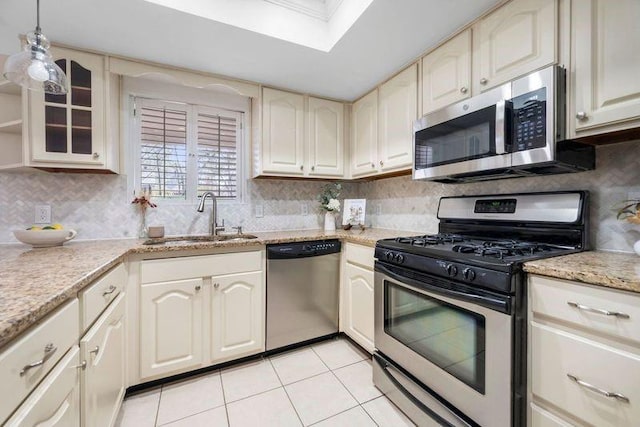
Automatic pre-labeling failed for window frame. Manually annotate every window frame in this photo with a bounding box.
[122,76,250,206]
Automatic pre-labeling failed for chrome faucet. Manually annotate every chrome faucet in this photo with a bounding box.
[197,191,225,235]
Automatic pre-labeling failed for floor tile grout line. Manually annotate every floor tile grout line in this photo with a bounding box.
[306,403,369,426]
[268,357,306,426]
[154,385,163,427]
[155,404,227,427]
[218,370,231,427]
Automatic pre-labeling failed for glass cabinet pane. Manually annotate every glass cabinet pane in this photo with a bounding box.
[45,107,67,153]
[71,61,92,107]
[71,109,92,154]
[45,60,67,104]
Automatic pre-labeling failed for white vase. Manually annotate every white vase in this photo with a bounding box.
[634,240,640,256]
[324,211,336,232]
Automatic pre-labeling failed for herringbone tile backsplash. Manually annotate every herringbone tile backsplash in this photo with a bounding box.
[1,140,638,252]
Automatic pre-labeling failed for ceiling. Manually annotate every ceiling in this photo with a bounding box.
[0,0,501,101]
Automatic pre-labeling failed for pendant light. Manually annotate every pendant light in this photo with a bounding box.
[3,0,68,94]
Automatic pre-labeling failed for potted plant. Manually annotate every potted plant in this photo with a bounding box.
[318,183,341,232]
[615,199,640,254]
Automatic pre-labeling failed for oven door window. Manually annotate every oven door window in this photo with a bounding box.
[384,281,486,394]
[415,105,496,169]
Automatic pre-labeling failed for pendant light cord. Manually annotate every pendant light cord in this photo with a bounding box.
[35,0,41,33]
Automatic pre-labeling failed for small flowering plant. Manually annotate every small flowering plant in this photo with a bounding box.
[318,183,342,212]
[132,185,157,213]
[615,199,640,224]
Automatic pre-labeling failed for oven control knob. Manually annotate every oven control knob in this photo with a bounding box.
[394,254,405,264]
[463,268,476,281]
[385,251,394,261]
[445,264,458,277]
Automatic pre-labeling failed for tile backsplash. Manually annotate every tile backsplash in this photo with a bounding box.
[1,140,638,252]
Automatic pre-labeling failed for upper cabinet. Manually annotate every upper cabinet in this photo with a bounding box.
[350,64,417,179]
[570,0,640,136]
[473,0,557,92]
[422,29,472,114]
[350,89,378,178]
[378,64,417,173]
[257,87,345,178]
[0,47,119,173]
[261,87,305,176]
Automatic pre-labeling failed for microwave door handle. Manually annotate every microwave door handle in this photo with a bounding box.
[495,99,507,154]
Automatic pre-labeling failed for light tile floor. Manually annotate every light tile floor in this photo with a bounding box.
[116,337,415,427]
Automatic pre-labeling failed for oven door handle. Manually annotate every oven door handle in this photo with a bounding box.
[373,353,476,427]
[376,263,511,314]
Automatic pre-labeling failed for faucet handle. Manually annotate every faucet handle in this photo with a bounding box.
[232,226,243,235]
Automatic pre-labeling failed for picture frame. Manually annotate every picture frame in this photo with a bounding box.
[342,199,366,226]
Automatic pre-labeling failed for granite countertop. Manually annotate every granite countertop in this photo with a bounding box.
[0,228,414,350]
[524,251,640,293]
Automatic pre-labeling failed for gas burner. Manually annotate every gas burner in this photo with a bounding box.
[395,233,466,247]
[452,240,552,259]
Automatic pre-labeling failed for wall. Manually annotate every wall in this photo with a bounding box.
[1,140,638,253]
[360,140,640,253]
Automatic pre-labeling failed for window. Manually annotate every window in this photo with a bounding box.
[134,97,243,201]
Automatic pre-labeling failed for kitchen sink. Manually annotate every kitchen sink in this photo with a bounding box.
[142,234,259,245]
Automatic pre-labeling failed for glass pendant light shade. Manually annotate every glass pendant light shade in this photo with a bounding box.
[2,0,69,94]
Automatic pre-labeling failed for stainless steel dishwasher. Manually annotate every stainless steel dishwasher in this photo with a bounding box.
[266,239,341,351]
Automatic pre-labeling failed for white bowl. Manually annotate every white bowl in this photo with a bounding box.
[13,229,77,248]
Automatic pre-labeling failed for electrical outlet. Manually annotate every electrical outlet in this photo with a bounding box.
[255,204,264,218]
[301,203,308,216]
[35,205,51,224]
[376,204,382,215]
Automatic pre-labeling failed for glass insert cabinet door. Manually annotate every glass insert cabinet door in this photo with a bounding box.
[28,47,105,166]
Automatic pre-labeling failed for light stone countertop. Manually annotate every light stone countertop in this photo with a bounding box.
[524,251,640,293]
[0,228,415,350]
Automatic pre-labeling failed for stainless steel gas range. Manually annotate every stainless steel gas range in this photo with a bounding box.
[373,191,589,427]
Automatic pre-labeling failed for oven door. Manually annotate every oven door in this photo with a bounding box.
[413,83,512,181]
[374,262,513,427]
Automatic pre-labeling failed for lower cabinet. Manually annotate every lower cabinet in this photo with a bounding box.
[80,293,126,427]
[211,271,264,362]
[138,250,265,381]
[5,346,81,427]
[528,275,640,427]
[341,243,375,353]
[140,278,204,379]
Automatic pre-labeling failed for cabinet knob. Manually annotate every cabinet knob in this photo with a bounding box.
[214,283,220,289]
[480,78,488,85]
[300,165,304,171]
[89,346,100,355]
[311,166,315,171]
[195,285,201,291]
[460,86,468,94]
[92,152,100,159]
[371,163,375,168]
[379,160,384,167]
[576,111,588,121]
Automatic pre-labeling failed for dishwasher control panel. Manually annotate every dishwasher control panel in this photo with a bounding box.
[267,239,341,259]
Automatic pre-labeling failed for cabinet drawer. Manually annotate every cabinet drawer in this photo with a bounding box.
[530,403,573,427]
[530,275,640,344]
[345,243,374,270]
[79,263,125,332]
[531,322,640,426]
[141,251,263,284]
[5,346,81,427]
[0,299,79,424]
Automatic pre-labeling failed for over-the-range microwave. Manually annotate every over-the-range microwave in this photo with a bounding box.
[413,66,595,183]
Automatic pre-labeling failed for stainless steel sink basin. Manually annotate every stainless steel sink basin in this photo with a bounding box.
[143,234,259,245]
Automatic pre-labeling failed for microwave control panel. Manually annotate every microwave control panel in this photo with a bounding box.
[512,87,546,151]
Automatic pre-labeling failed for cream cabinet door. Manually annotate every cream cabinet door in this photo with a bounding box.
[572,0,640,133]
[350,90,378,178]
[378,64,417,173]
[422,29,472,114]
[261,87,305,175]
[80,294,125,427]
[473,0,556,92]
[342,263,374,353]
[28,47,106,167]
[307,97,344,177]
[211,271,264,362]
[5,346,81,427]
[140,278,204,380]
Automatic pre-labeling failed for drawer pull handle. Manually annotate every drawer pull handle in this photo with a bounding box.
[567,301,630,319]
[102,285,117,297]
[20,343,57,376]
[89,346,100,356]
[567,374,630,403]
[73,360,87,370]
